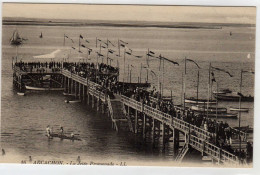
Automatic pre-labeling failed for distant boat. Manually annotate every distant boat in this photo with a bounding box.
[213,88,232,95]
[10,30,26,46]
[25,85,64,91]
[39,32,43,38]
[185,97,217,105]
[230,107,249,112]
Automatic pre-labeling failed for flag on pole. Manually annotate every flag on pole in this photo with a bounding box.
[120,44,125,48]
[101,45,107,48]
[211,66,233,77]
[186,59,201,69]
[125,51,132,55]
[147,53,154,57]
[81,44,86,48]
[161,56,179,66]
[108,40,115,47]
[149,50,155,54]
[65,35,69,38]
[85,39,90,43]
[70,39,74,43]
[242,70,254,74]
[80,35,83,39]
[135,55,143,58]
[119,40,128,45]
[71,47,76,50]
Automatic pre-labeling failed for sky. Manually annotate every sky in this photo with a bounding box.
[2,3,256,24]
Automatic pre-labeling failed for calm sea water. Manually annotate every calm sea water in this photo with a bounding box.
[1,24,255,165]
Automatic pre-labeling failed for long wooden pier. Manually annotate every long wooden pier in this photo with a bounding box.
[13,65,248,165]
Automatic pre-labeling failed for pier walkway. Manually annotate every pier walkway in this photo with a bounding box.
[13,66,247,165]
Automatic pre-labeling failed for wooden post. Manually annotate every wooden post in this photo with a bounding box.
[75,81,77,98]
[173,128,180,153]
[67,78,70,93]
[92,95,95,108]
[83,85,85,101]
[162,123,165,145]
[143,114,146,139]
[152,118,155,144]
[79,83,81,100]
[135,110,138,134]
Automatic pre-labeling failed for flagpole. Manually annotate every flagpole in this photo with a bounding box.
[123,48,126,92]
[63,34,65,46]
[79,36,80,52]
[181,72,184,106]
[183,57,186,110]
[130,67,132,83]
[96,37,97,48]
[128,64,130,82]
[207,63,211,119]
[119,39,121,57]
[238,69,242,162]
[107,39,109,65]
[140,63,142,83]
[99,43,101,54]
[162,57,164,97]
[197,70,199,104]
[158,55,161,100]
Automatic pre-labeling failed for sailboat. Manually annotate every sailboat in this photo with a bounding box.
[39,32,43,38]
[10,30,26,46]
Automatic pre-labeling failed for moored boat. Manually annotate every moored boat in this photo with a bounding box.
[207,113,237,119]
[185,97,217,105]
[230,107,249,112]
[25,85,64,91]
[213,88,232,95]
[191,105,227,113]
[213,92,254,102]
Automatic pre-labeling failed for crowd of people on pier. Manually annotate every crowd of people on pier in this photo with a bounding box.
[14,60,252,163]
[14,61,62,73]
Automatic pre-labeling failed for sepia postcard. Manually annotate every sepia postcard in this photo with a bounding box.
[0,3,256,168]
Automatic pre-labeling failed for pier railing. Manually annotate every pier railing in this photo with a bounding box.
[121,95,214,140]
[121,95,239,164]
[62,70,106,102]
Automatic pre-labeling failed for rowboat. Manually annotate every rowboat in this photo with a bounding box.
[46,133,81,141]
[207,113,237,119]
[191,105,227,113]
[230,107,249,112]
[25,85,64,91]
[65,100,81,103]
[185,97,217,105]
[213,88,232,95]
[213,93,254,102]
[17,92,25,96]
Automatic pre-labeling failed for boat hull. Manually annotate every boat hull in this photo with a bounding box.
[214,94,254,102]
[26,85,64,91]
[185,98,216,105]
[230,108,249,112]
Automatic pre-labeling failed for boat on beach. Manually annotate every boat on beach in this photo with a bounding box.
[185,97,217,105]
[230,107,249,112]
[25,85,64,91]
[17,92,25,96]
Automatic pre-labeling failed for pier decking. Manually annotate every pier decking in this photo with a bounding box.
[12,64,249,165]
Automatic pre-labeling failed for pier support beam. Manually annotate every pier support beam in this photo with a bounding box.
[143,114,146,139]
[135,110,138,134]
[173,128,180,153]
